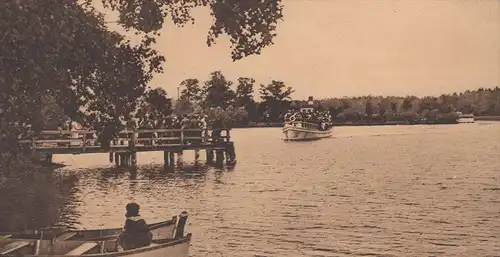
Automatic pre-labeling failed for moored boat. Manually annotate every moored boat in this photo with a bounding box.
[457,112,475,123]
[0,212,188,242]
[282,121,332,141]
[0,233,191,257]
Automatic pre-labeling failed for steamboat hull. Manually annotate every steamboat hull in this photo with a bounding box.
[282,126,332,141]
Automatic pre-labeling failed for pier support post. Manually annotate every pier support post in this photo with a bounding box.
[194,149,200,163]
[42,153,53,164]
[109,152,114,163]
[131,152,137,166]
[114,153,135,167]
[169,152,175,168]
[215,150,225,166]
[130,131,137,167]
[176,151,184,169]
[225,143,236,165]
[126,154,132,167]
[163,151,169,167]
[115,152,120,167]
[120,154,124,167]
[206,150,214,164]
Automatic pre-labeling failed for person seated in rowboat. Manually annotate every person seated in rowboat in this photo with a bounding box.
[118,203,152,251]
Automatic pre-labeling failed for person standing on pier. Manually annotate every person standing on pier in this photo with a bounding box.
[200,115,208,142]
[180,114,190,144]
[118,203,152,250]
[212,116,223,143]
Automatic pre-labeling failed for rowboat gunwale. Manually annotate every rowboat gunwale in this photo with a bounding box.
[0,216,178,241]
[0,233,192,257]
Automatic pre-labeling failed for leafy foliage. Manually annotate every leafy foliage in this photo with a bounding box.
[39,95,68,130]
[179,78,202,103]
[202,71,235,109]
[259,80,294,121]
[0,0,165,154]
[174,99,195,116]
[100,0,284,61]
[205,106,249,128]
[136,87,173,126]
[234,77,258,121]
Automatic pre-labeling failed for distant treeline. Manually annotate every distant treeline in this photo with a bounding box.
[15,70,500,131]
[171,70,500,125]
[306,87,500,123]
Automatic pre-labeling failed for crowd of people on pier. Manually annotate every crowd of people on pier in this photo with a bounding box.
[54,113,226,146]
[284,109,332,131]
[128,113,225,144]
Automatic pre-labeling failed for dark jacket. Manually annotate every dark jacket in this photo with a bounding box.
[120,216,152,250]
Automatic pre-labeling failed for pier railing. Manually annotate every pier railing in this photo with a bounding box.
[284,121,320,129]
[18,128,232,154]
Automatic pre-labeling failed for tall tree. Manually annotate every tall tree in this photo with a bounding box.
[365,100,373,119]
[391,101,398,115]
[259,80,294,121]
[174,99,194,116]
[202,71,235,109]
[402,97,413,112]
[0,0,164,152]
[234,77,258,121]
[136,87,173,126]
[179,79,202,103]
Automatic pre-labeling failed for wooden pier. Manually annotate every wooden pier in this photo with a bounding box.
[19,128,236,168]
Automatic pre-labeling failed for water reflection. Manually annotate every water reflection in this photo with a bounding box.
[3,123,500,256]
[0,170,80,230]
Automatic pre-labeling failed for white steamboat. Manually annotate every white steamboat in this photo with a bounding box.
[282,121,332,141]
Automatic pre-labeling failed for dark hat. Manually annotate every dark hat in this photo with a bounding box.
[125,202,140,217]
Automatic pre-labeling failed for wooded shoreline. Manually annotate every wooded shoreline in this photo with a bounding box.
[232,116,500,128]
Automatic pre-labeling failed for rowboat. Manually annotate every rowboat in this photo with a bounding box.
[0,212,188,242]
[0,233,191,256]
[282,121,332,141]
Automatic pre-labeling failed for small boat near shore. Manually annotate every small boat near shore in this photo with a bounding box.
[457,112,475,123]
[282,121,332,141]
[0,233,191,257]
[0,212,187,242]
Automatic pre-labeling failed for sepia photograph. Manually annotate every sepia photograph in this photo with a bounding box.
[0,0,499,256]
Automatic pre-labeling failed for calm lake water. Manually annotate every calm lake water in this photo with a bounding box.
[4,122,500,256]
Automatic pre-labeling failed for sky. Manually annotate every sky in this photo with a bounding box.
[103,0,500,100]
